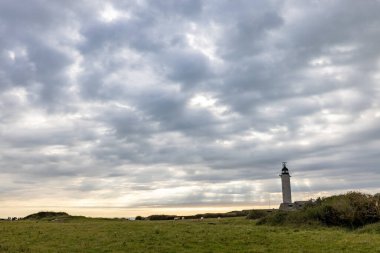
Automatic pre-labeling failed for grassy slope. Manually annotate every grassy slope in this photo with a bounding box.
[0,217,380,253]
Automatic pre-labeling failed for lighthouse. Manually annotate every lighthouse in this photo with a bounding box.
[279,162,310,210]
[280,162,292,204]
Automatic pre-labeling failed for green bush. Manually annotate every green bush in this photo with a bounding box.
[147,215,177,220]
[258,192,380,229]
[257,211,288,225]
[246,210,271,220]
[23,211,70,220]
[306,192,379,228]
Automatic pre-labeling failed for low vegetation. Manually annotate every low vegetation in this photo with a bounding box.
[23,212,70,220]
[246,209,272,220]
[256,192,380,228]
[146,210,251,220]
[23,211,84,222]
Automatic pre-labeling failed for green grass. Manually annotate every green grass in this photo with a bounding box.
[1,217,380,253]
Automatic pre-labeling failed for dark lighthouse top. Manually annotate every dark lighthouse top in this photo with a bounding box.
[281,162,290,175]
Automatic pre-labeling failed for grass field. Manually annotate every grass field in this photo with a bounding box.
[1,217,380,253]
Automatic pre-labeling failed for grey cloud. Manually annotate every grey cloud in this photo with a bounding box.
[163,49,213,86]
[146,0,203,18]
[1,0,380,212]
[0,1,80,109]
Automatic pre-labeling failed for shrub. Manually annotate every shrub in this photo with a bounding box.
[258,192,380,229]
[257,211,289,225]
[246,210,270,220]
[147,215,177,220]
[300,192,379,228]
[23,211,70,220]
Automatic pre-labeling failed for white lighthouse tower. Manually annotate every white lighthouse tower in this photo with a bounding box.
[280,162,292,209]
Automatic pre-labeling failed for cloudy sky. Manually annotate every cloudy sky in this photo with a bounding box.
[1,0,380,217]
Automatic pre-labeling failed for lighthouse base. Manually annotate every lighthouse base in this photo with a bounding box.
[279,201,312,211]
[279,202,294,211]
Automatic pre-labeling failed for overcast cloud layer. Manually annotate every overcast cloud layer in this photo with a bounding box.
[1,0,380,216]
